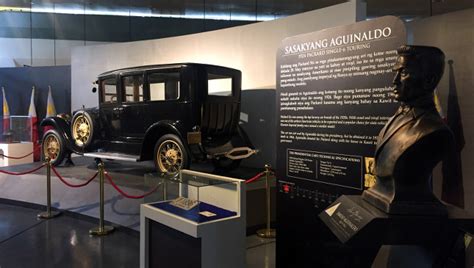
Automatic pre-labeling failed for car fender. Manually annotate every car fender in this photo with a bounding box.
[40,117,81,154]
[140,120,191,161]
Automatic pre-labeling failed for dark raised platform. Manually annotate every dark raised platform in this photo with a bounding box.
[320,195,474,266]
[321,195,474,245]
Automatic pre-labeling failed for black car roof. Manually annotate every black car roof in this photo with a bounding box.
[97,63,240,78]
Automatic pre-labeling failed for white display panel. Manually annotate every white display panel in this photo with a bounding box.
[71,0,365,111]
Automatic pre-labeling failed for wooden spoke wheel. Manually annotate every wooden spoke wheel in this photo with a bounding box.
[42,129,66,166]
[154,134,189,174]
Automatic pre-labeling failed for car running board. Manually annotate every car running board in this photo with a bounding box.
[83,152,140,162]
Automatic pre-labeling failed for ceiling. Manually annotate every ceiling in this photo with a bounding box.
[0,0,472,21]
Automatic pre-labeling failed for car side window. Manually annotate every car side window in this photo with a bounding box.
[122,75,144,103]
[148,72,180,101]
[101,77,117,103]
[208,73,232,96]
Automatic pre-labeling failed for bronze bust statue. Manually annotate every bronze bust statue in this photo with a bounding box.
[362,45,454,215]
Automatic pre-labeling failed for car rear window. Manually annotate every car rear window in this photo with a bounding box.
[208,73,232,96]
[148,72,180,101]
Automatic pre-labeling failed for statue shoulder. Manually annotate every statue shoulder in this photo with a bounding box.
[415,111,452,138]
[411,111,454,154]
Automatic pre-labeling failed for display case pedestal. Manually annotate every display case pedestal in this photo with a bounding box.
[140,169,246,268]
[0,142,34,167]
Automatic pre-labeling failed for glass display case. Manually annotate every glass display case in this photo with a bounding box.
[0,116,34,166]
[144,171,240,223]
[2,116,34,143]
[140,169,246,268]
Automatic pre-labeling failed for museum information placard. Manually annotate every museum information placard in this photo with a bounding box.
[276,15,407,268]
[277,16,406,192]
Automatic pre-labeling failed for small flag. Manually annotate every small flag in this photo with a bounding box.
[28,86,40,161]
[43,86,57,133]
[441,60,465,208]
[2,87,10,135]
[46,86,56,117]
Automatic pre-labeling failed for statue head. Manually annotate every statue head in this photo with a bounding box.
[392,45,445,102]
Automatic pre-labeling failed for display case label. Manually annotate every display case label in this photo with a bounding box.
[319,195,375,243]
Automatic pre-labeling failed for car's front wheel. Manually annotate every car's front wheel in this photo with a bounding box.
[42,129,66,166]
[154,134,189,174]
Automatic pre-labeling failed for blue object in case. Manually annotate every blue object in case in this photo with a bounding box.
[151,201,237,223]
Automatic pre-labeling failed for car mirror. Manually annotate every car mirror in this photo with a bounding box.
[92,87,97,93]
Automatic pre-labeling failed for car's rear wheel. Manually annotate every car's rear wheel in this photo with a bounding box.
[154,134,189,174]
[42,129,66,166]
[71,111,94,148]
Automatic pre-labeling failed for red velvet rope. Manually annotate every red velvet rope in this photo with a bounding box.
[245,172,265,184]
[0,163,45,175]
[51,165,98,188]
[0,151,34,159]
[104,172,161,199]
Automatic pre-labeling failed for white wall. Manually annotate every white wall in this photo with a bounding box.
[0,37,109,67]
[71,0,366,111]
[0,38,31,67]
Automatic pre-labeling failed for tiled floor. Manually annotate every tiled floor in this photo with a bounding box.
[0,156,271,231]
[0,203,140,268]
[246,235,276,268]
[0,157,276,267]
[2,158,461,267]
[0,202,275,268]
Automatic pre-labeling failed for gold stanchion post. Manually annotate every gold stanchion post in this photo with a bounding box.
[257,164,276,238]
[90,161,114,236]
[38,157,61,219]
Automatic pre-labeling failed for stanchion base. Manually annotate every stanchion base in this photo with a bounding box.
[37,211,61,219]
[257,228,276,239]
[89,226,115,236]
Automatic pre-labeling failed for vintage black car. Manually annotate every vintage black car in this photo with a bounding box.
[41,63,256,173]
